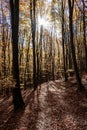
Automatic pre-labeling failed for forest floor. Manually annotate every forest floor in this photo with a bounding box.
[0,76,87,130]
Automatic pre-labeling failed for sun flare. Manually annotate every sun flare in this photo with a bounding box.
[38,16,49,28]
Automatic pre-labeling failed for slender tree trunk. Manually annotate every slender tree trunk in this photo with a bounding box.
[24,39,30,89]
[30,0,37,89]
[61,0,67,81]
[7,31,11,75]
[39,25,43,83]
[68,0,85,90]
[82,0,87,72]
[1,1,6,77]
[36,28,39,85]
[52,49,55,80]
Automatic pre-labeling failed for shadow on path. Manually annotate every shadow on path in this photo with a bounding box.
[0,80,87,130]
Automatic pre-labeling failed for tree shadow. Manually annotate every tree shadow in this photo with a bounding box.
[46,81,87,130]
[1,80,87,130]
[0,108,25,130]
[0,86,43,130]
[0,89,35,130]
[26,86,41,130]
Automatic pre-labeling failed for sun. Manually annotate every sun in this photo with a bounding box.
[38,16,49,28]
[38,17,45,26]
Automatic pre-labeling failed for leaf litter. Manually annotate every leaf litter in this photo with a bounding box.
[0,76,87,130]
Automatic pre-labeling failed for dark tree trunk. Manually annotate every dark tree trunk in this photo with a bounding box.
[10,0,25,111]
[39,24,43,83]
[30,0,37,89]
[7,31,11,75]
[82,0,87,73]
[68,0,85,90]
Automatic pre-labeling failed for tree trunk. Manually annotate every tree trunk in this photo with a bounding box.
[61,0,67,81]
[39,24,43,83]
[82,0,87,73]
[30,0,37,89]
[68,0,85,90]
[1,1,6,77]
[10,0,25,111]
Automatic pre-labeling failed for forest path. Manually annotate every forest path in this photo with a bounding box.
[0,77,87,130]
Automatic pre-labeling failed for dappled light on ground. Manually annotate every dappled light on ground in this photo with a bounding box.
[0,77,87,130]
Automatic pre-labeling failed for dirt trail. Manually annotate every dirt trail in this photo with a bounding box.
[0,79,87,130]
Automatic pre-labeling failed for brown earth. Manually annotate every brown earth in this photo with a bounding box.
[0,76,87,130]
